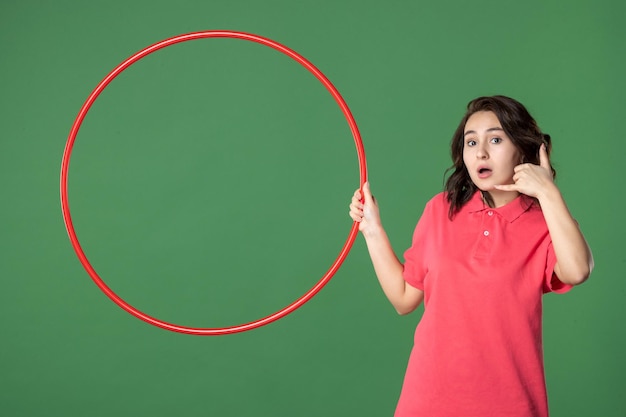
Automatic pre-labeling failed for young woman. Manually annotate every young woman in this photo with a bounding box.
[349,96,593,417]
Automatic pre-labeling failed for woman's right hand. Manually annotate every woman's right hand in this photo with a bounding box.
[349,182,424,314]
[349,182,382,237]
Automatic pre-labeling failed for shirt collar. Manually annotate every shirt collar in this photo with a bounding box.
[465,191,535,223]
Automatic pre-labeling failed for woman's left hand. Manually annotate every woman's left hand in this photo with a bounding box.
[494,143,555,199]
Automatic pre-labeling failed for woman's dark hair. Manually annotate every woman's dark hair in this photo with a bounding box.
[444,95,555,219]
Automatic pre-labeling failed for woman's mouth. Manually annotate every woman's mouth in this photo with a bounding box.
[477,167,492,179]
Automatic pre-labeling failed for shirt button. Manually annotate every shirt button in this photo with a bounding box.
[483,230,490,236]
[487,211,494,216]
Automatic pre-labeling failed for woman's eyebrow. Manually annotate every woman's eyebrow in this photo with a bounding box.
[463,127,504,137]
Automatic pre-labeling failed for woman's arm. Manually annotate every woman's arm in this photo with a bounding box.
[495,144,594,285]
[537,186,593,284]
[350,182,424,314]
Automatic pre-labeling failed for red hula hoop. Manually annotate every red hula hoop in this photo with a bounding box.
[60,30,367,335]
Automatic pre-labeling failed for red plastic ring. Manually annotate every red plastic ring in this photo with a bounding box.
[60,30,367,335]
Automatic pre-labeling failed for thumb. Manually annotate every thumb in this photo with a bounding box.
[493,184,517,192]
[539,143,551,171]
[361,181,374,204]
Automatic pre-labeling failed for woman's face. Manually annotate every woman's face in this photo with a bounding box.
[462,111,521,205]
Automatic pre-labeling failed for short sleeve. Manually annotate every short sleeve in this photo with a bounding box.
[543,241,573,294]
[402,200,434,291]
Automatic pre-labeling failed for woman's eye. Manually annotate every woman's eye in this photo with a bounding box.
[490,137,502,144]
[466,140,476,146]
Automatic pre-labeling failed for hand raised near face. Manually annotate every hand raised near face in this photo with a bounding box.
[494,143,555,199]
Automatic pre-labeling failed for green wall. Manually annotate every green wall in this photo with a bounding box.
[2,0,624,415]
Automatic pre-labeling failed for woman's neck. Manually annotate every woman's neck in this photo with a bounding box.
[482,190,520,208]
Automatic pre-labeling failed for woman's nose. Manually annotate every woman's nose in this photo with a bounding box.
[476,144,488,159]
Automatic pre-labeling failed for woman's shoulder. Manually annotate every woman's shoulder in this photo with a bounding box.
[422,192,451,215]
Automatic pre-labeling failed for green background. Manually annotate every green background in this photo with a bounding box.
[2,0,624,416]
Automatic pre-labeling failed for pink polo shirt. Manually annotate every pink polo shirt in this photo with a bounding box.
[396,191,571,417]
